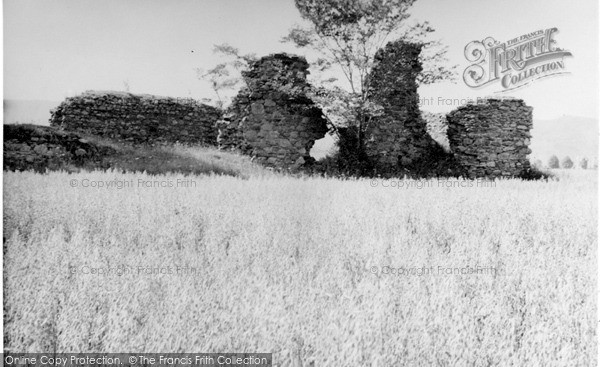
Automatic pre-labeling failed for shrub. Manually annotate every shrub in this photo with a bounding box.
[548,155,560,169]
[561,156,574,169]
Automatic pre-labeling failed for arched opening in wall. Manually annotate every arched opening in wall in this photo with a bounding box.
[309,133,336,161]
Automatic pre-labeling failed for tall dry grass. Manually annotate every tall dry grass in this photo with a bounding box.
[3,169,596,365]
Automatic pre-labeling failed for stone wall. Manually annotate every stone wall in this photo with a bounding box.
[217,53,328,169]
[40,53,534,179]
[364,40,438,172]
[446,98,533,178]
[4,124,115,172]
[50,91,221,146]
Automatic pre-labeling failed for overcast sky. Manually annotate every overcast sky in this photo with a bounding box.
[4,0,598,119]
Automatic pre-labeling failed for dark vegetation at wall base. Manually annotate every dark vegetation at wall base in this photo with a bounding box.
[309,126,457,178]
[3,124,114,173]
[50,91,221,146]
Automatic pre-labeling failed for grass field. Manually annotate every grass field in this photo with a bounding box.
[3,168,597,365]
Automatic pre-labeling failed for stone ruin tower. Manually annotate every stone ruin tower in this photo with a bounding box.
[364,40,438,173]
[217,54,328,168]
[446,98,533,178]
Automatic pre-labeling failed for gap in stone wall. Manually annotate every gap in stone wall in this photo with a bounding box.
[310,134,336,161]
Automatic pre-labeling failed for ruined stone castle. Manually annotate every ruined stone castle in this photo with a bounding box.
[46,41,534,179]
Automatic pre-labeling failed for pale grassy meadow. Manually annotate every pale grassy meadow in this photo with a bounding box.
[3,169,596,366]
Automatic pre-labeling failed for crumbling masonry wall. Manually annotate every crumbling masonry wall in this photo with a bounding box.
[446,98,533,178]
[217,54,328,168]
[4,124,115,172]
[50,91,221,146]
[364,40,438,172]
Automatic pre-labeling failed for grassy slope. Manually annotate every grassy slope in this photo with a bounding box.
[3,123,273,178]
[3,169,596,365]
[87,138,274,179]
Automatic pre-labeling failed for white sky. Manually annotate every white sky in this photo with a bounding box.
[3,0,598,119]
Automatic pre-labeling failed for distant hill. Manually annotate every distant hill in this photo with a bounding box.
[530,115,598,163]
[3,99,61,125]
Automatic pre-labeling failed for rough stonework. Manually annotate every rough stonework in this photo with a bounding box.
[364,40,438,172]
[446,98,533,178]
[217,54,328,169]
[4,124,115,172]
[49,91,221,146]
